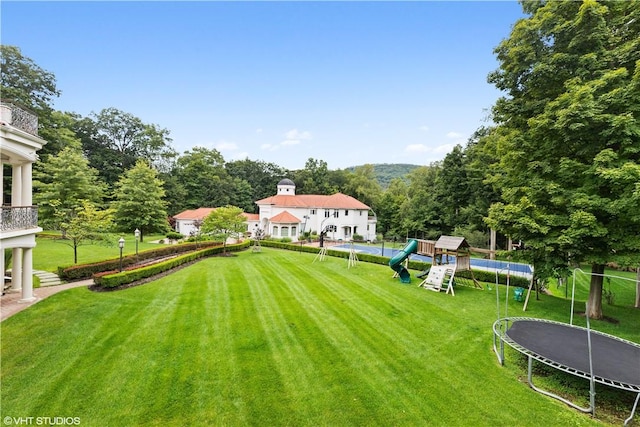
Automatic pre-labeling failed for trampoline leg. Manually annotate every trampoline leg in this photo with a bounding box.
[527,356,594,415]
[624,392,640,427]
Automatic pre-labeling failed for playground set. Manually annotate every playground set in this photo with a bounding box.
[389,236,482,294]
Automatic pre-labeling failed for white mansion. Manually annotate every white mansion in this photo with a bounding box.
[173,179,377,243]
[254,179,377,242]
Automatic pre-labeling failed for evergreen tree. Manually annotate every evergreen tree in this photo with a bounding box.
[113,160,169,241]
[34,141,106,231]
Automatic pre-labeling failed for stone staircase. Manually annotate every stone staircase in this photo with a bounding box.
[34,270,63,287]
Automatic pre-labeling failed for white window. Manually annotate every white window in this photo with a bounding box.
[325,210,330,218]
[282,227,289,237]
[273,226,278,235]
[291,226,297,236]
[310,209,316,215]
[344,210,349,216]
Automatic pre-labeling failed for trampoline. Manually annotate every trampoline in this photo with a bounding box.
[493,317,640,425]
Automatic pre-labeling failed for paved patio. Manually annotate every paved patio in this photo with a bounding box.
[1,279,93,322]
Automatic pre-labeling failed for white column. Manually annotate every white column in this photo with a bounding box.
[12,164,22,206]
[19,247,35,303]
[0,249,4,288]
[1,161,4,205]
[10,247,22,292]
[21,162,32,206]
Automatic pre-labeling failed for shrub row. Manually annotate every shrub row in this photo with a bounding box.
[93,241,250,288]
[58,241,224,281]
[256,240,530,287]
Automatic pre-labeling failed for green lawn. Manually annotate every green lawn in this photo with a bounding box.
[32,234,169,272]
[2,248,638,426]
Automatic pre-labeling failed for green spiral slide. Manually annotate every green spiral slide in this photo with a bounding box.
[389,239,418,284]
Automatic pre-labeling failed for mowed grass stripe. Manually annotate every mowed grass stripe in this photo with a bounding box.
[303,256,473,422]
[251,252,417,424]
[239,255,353,424]
[262,251,440,423]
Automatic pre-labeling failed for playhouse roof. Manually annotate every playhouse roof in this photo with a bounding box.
[435,236,469,251]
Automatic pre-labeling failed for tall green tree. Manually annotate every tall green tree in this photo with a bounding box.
[77,108,176,187]
[112,160,169,241]
[293,158,337,195]
[462,127,501,235]
[401,165,443,240]
[343,164,382,209]
[34,141,106,231]
[0,45,62,157]
[433,145,471,234]
[170,147,233,209]
[225,158,289,206]
[486,0,640,319]
[376,178,408,238]
[201,205,247,254]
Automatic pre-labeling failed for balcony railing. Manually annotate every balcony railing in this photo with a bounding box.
[0,206,39,232]
[0,100,39,136]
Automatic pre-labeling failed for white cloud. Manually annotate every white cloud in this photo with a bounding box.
[255,128,263,134]
[285,129,311,140]
[215,140,238,152]
[419,125,430,132]
[261,143,278,151]
[405,144,430,153]
[446,131,463,139]
[434,143,456,153]
[281,138,301,146]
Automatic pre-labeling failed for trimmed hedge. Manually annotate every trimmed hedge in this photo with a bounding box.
[93,241,250,288]
[58,241,224,281]
[256,240,530,287]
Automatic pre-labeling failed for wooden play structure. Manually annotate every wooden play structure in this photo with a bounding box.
[417,236,482,294]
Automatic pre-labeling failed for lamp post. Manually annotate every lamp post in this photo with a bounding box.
[118,237,125,272]
[134,228,140,256]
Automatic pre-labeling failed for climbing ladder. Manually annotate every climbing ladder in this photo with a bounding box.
[419,265,456,296]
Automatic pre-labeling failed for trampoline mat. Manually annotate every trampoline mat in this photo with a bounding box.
[506,320,640,388]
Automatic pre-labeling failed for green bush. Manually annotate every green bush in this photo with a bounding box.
[165,231,183,240]
[58,241,224,280]
[94,240,250,288]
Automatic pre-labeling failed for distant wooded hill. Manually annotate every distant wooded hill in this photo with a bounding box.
[346,163,421,188]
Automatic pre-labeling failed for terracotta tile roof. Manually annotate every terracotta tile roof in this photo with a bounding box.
[174,208,260,222]
[173,207,217,220]
[270,211,301,223]
[256,193,370,210]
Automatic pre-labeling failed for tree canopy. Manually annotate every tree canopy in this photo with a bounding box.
[485,0,640,318]
[201,205,247,253]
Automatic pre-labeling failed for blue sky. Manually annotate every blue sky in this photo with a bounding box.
[2,1,524,170]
